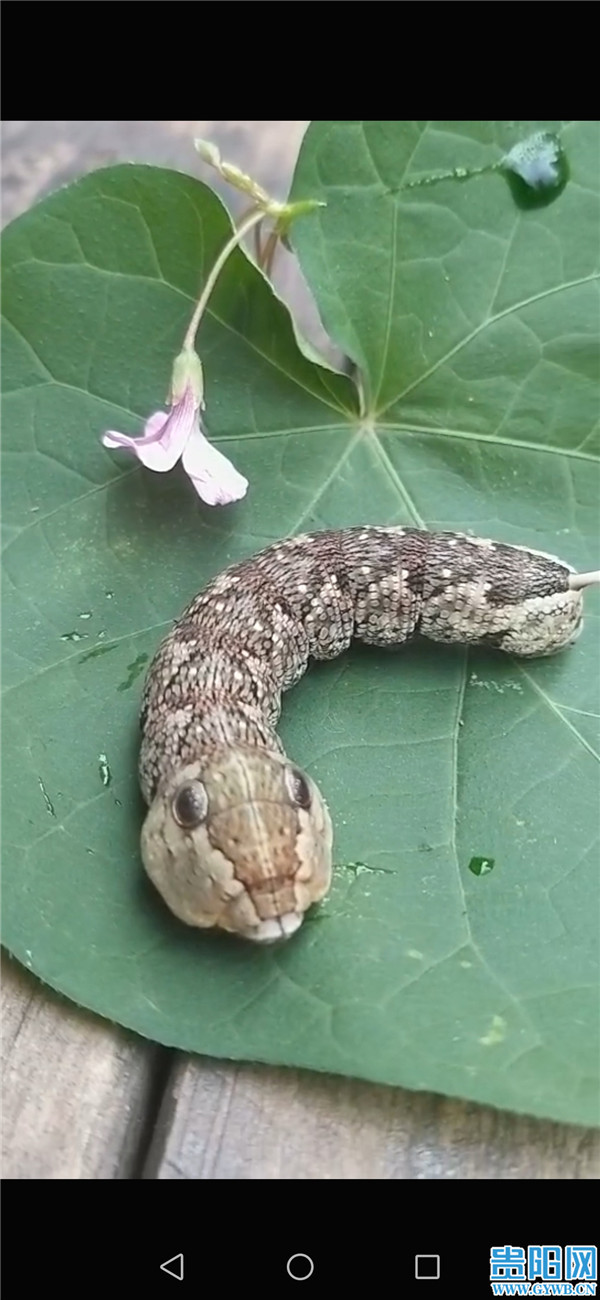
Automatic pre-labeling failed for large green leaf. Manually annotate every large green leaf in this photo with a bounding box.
[2,123,599,1126]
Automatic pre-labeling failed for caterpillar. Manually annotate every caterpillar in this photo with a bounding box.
[139,527,597,942]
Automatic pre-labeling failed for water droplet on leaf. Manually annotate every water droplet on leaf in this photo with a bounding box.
[468,855,495,877]
[117,652,149,692]
[37,777,55,817]
[79,642,118,664]
[502,132,568,208]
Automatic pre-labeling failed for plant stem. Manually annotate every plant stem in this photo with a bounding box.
[261,227,279,276]
[183,206,265,352]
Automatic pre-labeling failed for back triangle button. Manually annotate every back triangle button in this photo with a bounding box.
[160,1254,184,1281]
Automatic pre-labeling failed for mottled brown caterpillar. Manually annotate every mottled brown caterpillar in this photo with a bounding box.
[139,527,597,942]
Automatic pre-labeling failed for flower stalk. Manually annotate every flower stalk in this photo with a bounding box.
[182,206,265,353]
[101,141,324,505]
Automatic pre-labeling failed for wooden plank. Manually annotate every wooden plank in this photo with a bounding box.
[1,954,164,1179]
[145,1057,600,1180]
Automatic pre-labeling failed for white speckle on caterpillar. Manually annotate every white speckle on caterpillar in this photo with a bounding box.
[464,534,495,549]
[139,526,596,941]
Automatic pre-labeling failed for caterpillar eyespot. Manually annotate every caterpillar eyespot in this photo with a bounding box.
[139,527,597,943]
[171,781,208,830]
[285,768,312,811]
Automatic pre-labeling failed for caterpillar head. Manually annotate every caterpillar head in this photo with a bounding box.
[141,745,332,942]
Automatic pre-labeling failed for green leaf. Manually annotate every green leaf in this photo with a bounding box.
[2,126,599,1127]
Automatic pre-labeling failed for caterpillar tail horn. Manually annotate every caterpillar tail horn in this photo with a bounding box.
[568,571,600,591]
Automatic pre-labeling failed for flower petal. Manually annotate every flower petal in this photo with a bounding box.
[181,425,248,505]
[143,411,171,441]
[102,413,166,455]
[102,386,198,472]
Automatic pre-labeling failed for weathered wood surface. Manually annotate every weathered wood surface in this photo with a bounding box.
[145,1057,599,1181]
[2,121,599,1181]
[2,955,161,1179]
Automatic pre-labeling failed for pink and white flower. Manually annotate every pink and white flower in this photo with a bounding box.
[102,384,247,506]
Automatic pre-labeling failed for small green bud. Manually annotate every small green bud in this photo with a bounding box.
[194,139,326,233]
[273,198,327,247]
[195,139,272,207]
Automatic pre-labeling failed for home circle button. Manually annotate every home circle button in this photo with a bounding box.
[286,1254,314,1281]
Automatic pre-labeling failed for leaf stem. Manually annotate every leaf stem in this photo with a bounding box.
[183,206,265,351]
